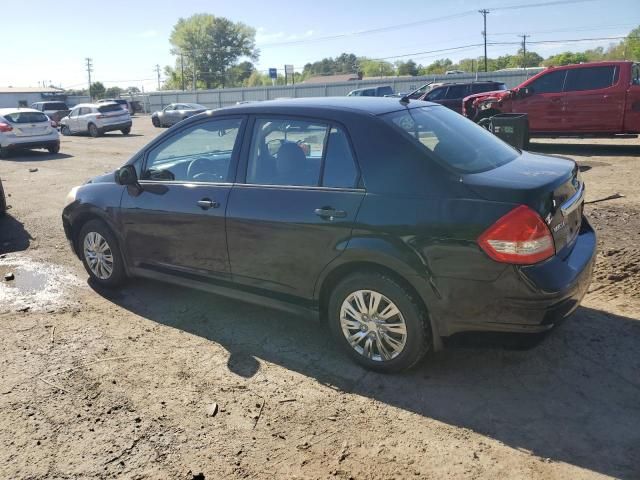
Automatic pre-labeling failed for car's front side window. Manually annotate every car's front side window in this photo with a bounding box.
[246,118,329,187]
[142,118,243,183]
[528,70,567,94]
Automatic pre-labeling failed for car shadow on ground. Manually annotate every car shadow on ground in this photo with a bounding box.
[0,213,32,253]
[3,151,73,161]
[93,279,640,479]
[529,142,640,158]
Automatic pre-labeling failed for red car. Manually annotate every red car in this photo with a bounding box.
[463,61,640,137]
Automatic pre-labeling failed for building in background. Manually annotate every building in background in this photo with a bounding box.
[0,87,68,108]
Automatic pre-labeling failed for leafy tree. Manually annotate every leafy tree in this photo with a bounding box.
[90,82,106,99]
[127,86,141,94]
[168,13,258,89]
[396,60,418,76]
[358,58,395,77]
[302,53,359,78]
[543,51,590,66]
[420,58,453,75]
[227,61,256,86]
[105,86,123,98]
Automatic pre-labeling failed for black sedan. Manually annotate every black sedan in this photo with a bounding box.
[151,103,208,128]
[62,97,595,372]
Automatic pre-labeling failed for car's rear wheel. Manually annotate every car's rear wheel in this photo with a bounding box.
[152,117,160,128]
[121,127,131,135]
[0,147,10,159]
[328,272,431,372]
[78,220,126,288]
[0,180,6,216]
[48,144,60,154]
[88,123,100,138]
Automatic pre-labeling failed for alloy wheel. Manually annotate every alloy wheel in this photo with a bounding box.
[83,231,114,280]
[339,290,408,362]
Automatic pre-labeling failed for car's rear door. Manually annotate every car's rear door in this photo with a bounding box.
[226,116,365,300]
[562,65,624,132]
[440,84,469,113]
[119,116,246,278]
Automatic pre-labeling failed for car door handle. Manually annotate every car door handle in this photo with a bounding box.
[197,199,219,210]
[314,207,347,219]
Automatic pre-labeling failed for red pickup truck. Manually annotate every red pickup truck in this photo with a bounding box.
[462,61,640,137]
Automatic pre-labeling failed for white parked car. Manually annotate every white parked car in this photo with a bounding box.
[30,101,70,124]
[59,103,132,137]
[0,108,60,158]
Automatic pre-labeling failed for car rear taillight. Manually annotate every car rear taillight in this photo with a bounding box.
[50,120,57,128]
[477,205,554,265]
[0,122,13,132]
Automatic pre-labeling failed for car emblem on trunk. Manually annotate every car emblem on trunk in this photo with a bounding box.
[552,221,566,233]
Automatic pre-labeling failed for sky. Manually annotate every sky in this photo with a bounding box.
[2,0,639,91]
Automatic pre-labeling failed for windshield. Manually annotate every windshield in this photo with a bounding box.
[381,106,519,174]
[4,111,49,123]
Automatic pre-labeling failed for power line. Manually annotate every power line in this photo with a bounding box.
[258,0,601,48]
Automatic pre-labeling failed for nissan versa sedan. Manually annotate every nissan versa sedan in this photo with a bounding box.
[62,97,596,372]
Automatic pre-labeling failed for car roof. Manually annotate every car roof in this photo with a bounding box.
[73,103,117,108]
[213,97,429,117]
[0,107,43,115]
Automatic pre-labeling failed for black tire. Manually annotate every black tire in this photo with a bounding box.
[78,219,126,288]
[328,272,431,373]
[0,147,9,159]
[152,116,160,128]
[48,144,60,154]
[61,125,71,136]
[0,180,6,216]
[121,127,131,135]
[88,123,100,138]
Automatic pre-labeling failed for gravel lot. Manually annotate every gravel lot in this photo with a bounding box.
[1,116,639,480]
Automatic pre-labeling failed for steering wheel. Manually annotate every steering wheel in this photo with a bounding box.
[187,157,224,182]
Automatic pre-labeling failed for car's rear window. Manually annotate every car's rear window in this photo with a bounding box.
[98,104,124,113]
[43,102,68,110]
[381,106,518,174]
[113,100,128,105]
[4,112,49,123]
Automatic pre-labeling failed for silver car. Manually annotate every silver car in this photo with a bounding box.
[59,103,132,137]
[151,103,207,128]
[0,108,60,158]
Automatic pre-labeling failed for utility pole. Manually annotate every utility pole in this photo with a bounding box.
[85,58,93,99]
[155,64,161,90]
[520,34,530,68]
[479,9,489,72]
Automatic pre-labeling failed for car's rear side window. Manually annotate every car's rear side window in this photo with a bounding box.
[382,106,518,174]
[564,66,618,92]
[98,104,123,113]
[4,112,49,123]
[444,85,468,99]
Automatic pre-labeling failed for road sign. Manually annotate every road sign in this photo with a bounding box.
[269,68,277,80]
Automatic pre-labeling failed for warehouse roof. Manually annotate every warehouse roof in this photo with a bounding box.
[0,87,64,94]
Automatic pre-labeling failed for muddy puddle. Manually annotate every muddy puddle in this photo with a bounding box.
[0,254,83,312]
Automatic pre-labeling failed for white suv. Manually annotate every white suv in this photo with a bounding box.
[0,108,60,158]
[59,103,132,137]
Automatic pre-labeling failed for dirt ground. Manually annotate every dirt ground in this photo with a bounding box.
[0,117,638,480]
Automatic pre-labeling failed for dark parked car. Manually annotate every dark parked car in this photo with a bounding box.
[415,81,507,113]
[62,97,595,372]
[151,103,208,128]
[347,86,394,97]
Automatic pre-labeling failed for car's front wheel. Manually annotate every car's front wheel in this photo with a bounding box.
[61,125,71,136]
[88,123,100,138]
[48,144,60,154]
[0,147,10,159]
[152,116,160,128]
[78,220,126,288]
[121,127,131,135]
[328,272,431,372]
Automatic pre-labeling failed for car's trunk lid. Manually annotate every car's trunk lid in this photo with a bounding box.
[462,151,584,253]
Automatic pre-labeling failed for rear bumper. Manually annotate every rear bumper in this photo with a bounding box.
[99,121,132,133]
[2,138,59,150]
[430,217,596,336]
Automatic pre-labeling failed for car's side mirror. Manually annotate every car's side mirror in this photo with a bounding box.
[115,165,138,186]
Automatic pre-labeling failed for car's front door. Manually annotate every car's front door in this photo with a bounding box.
[562,65,624,132]
[161,105,176,125]
[67,108,80,132]
[514,69,567,132]
[226,116,365,300]
[120,116,246,278]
